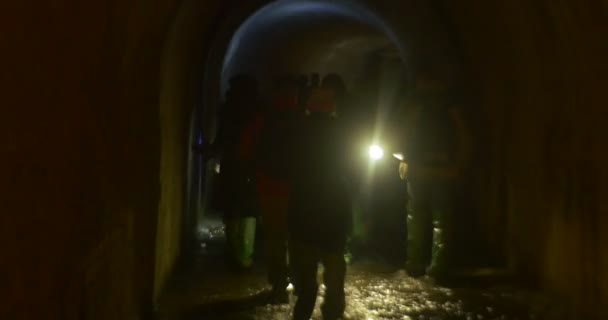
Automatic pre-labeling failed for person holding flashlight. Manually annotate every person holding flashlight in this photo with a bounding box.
[401,76,472,280]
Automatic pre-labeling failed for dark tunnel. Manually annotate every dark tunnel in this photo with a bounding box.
[196,0,414,259]
[1,0,607,319]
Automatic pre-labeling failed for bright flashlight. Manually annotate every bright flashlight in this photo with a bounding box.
[392,153,404,161]
[369,145,384,160]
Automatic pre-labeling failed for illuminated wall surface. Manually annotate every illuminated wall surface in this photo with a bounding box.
[0,0,607,319]
[221,0,406,94]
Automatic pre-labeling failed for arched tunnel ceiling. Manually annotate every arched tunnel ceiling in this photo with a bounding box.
[221,0,406,94]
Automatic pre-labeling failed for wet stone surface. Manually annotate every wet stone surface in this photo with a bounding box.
[157,251,552,320]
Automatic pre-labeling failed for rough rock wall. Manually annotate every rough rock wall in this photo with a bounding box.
[445,0,608,316]
[155,0,225,300]
[0,1,180,319]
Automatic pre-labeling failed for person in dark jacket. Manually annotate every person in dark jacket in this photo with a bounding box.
[288,76,352,320]
[401,76,472,280]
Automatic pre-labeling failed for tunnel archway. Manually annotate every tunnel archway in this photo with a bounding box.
[190,0,419,254]
[220,0,411,94]
[160,0,488,285]
[158,0,487,306]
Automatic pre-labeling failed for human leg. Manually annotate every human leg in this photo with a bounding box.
[259,193,290,302]
[290,242,319,320]
[405,178,433,276]
[321,250,346,320]
[426,180,454,279]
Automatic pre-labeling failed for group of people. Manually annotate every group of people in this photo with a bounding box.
[214,72,351,320]
[208,71,471,320]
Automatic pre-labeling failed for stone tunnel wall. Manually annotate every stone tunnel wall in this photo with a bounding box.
[155,0,224,301]
[0,1,182,319]
[445,0,608,317]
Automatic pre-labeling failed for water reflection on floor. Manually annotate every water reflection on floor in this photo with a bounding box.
[157,241,554,320]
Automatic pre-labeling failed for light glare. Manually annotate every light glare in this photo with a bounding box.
[369,145,384,160]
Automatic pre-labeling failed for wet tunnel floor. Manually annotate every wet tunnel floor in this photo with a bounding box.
[157,250,556,320]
